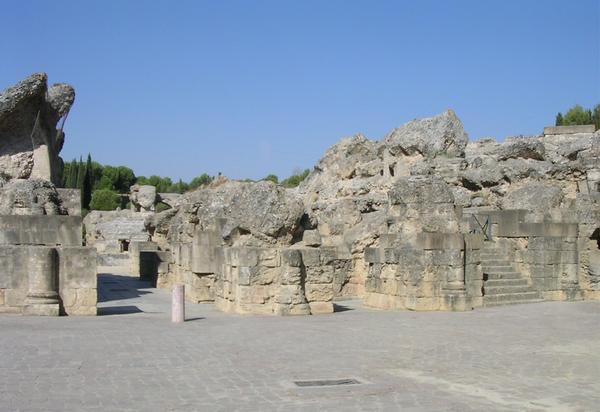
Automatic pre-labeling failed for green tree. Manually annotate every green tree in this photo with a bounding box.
[76,157,85,190]
[101,165,136,193]
[82,154,93,210]
[189,174,212,190]
[281,169,310,188]
[89,189,121,211]
[138,175,173,193]
[593,104,600,130]
[65,159,78,188]
[168,179,189,194]
[563,104,593,125]
[89,161,105,190]
[263,174,278,184]
[555,112,563,126]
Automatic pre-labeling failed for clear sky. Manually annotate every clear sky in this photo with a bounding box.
[2,0,599,181]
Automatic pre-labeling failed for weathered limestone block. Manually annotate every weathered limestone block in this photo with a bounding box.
[305,266,334,284]
[305,283,334,302]
[589,251,600,288]
[23,247,59,316]
[281,249,302,268]
[0,215,82,246]
[58,246,97,315]
[191,229,221,273]
[302,230,322,247]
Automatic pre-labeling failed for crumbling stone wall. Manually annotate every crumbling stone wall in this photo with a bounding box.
[0,218,97,316]
[140,109,599,314]
[0,74,97,316]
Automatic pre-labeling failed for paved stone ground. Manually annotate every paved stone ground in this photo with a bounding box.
[1,271,599,411]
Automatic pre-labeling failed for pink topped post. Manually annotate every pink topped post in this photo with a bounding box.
[172,284,185,323]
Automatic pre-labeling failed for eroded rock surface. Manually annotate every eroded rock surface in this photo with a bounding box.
[0,73,74,185]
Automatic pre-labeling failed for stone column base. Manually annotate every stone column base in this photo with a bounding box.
[23,303,59,316]
[23,292,60,316]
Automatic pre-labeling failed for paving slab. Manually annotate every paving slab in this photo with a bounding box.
[1,272,599,411]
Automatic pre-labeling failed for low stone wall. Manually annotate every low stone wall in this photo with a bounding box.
[363,233,482,311]
[543,125,596,135]
[214,247,336,315]
[58,247,98,315]
[0,215,82,246]
[0,245,97,315]
[478,209,597,301]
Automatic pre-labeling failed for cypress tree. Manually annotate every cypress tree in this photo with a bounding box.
[555,112,563,126]
[66,159,78,188]
[82,154,93,210]
[76,156,85,190]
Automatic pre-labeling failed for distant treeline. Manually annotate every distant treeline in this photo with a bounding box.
[555,104,600,129]
[61,155,310,212]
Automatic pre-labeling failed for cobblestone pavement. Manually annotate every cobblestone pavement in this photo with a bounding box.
[1,271,599,411]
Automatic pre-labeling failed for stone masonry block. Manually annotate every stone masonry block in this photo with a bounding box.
[258,249,280,267]
[364,247,381,263]
[280,266,302,285]
[305,284,334,302]
[305,266,333,284]
[281,249,302,267]
[320,247,338,264]
[300,248,320,267]
[302,230,322,247]
[432,250,463,266]
[58,247,97,289]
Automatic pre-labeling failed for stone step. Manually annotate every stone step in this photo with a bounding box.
[482,265,516,273]
[483,297,544,307]
[484,278,529,287]
[485,272,522,280]
[483,291,541,305]
[483,285,532,295]
[479,254,510,261]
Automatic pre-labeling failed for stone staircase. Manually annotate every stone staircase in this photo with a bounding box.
[480,242,542,307]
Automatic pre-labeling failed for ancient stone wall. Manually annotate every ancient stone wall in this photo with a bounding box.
[0,244,97,315]
[138,109,599,314]
[0,74,97,316]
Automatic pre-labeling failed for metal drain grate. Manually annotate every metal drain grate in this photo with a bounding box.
[294,378,361,387]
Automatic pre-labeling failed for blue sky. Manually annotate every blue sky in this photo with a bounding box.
[2,0,599,181]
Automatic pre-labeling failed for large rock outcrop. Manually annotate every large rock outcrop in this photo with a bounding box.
[0,73,74,185]
[164,180,305,247]
[382,109,468,158]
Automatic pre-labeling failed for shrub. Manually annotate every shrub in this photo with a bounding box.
[89,189,120,211]
[281,169,310,188]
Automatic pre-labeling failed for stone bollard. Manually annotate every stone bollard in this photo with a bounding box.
[172,284,185,323]
[23,247,60,316]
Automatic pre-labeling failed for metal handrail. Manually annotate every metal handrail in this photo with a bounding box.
[470,214,492,241]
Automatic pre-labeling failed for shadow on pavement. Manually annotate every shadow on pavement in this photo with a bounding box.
[97,273,154,303]
[98,305,144,316]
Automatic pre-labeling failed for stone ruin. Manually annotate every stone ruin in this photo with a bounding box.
[2,73,598,317]
[86,108,598,315]
[0,74,97,316]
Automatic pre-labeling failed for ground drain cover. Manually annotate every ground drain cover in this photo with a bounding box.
[109,288,129,292]
[294,378,361,387]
